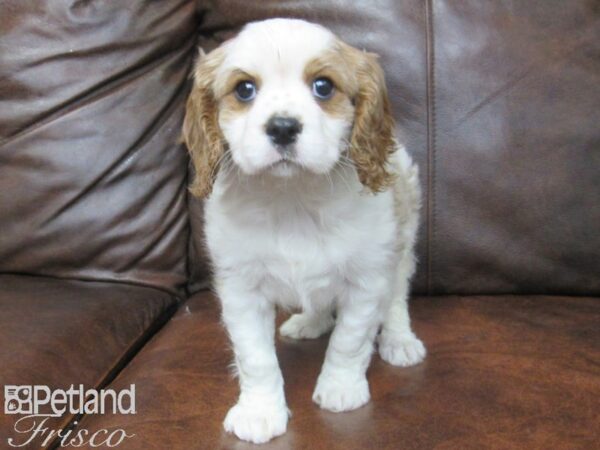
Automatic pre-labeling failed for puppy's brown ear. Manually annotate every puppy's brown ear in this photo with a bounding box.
[183,47,227,198]
[343,44,396,193]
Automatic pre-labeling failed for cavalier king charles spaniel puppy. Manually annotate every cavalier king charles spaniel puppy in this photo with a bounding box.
[183,18,426,444]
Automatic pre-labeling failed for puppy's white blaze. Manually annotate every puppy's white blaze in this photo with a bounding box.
[197,18,426,445]
[219,18,335,78]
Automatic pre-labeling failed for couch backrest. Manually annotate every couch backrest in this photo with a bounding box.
[1,1,598,297]
[0,0,201,295]
[420,1,599,295]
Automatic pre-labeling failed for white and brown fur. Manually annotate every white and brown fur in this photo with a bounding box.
[183,18,426,444]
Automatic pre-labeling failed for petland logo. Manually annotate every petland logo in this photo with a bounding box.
[4,385,136,447]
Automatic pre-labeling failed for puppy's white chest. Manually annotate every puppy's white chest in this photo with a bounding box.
[206,175,398,310]
[253,216,350,308]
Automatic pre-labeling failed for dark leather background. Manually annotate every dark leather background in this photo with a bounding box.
[2,0,597,295]
[0,2,598,449]
[429,1,600,295]
[0,274,177,444]
[0,0,197,295]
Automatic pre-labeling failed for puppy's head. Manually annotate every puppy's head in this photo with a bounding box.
[183,18,395,197]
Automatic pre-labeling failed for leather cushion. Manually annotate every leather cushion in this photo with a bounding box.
[76,292,599,449]
[428,1,600,295]
[0,274,178,449]
[0,0,201,293]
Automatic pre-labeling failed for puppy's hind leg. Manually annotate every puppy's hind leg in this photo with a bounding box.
[377,254,426,367]
[279,305,335,340]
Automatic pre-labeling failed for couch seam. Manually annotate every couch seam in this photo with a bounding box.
[184,22,202,298]
[45,295,179,450]
[425,0,437,295]
[0,270,182,299]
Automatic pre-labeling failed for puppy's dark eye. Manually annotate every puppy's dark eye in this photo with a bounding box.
[312,77,334,99]
[234,80,257,102]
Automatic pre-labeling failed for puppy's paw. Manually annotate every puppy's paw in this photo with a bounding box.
[279,313,334,339]
[312,373,370,412]
[223,401,288,444]
[378,331,426,367]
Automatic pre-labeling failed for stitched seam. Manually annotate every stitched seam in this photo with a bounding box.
[45,296,179,450]
[425,0,437,295]
[0,270,182,298]
[183,34,197,299]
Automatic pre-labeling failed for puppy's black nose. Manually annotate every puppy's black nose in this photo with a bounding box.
[266,116,302,147]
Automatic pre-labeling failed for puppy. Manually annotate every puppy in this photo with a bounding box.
[183,18,426,444]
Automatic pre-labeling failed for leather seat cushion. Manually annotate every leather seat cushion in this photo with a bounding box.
[76,292,599,449]
[0,274,178,448]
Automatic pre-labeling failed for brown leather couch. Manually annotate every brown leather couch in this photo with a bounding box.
[1,1,598,449]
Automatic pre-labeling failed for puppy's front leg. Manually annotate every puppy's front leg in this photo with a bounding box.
[313,278,385,412]
[218,279,288,444]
